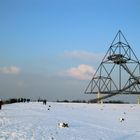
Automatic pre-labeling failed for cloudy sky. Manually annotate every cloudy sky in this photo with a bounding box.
[0,0,140,102]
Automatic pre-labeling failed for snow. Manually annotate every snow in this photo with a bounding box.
[0,102,140,140]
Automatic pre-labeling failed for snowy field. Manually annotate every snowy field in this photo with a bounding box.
[0,102,140,140]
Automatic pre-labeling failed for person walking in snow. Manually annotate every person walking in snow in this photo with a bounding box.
[0,99,3,110]
[43,99,47,105]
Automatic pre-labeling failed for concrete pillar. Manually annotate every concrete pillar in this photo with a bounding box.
[138,95,140,104]
[97,92,103,104]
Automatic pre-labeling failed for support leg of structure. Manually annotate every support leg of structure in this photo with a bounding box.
[97,92,103,104]
[137,95,140,104]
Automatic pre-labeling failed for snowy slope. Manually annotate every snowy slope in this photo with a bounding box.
[0,102,140,140]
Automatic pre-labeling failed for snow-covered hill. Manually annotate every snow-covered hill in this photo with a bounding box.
[0,102,140,140]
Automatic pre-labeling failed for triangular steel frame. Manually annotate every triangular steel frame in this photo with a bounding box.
[85,30,140,101]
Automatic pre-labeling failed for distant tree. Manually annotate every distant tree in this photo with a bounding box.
[71,100,87,103]
[88,99,97,103]
[56,100,60,102]
[18,98,21,102]
[10,98,18,103]
[104,100,129,104]
[63,100,69,103]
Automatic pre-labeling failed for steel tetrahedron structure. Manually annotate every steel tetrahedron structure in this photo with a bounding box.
[85,30,140,102]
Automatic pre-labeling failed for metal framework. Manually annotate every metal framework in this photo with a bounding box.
[85,30,140,102]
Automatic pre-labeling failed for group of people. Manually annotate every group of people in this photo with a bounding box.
[0,98,48,110]
[38,98,47,105]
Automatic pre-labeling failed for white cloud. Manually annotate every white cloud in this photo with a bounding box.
[0,66,21,75]
[67,64,96,80]
[64,50,103,62]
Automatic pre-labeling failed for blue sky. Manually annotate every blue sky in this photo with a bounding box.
[0,0,140,102]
